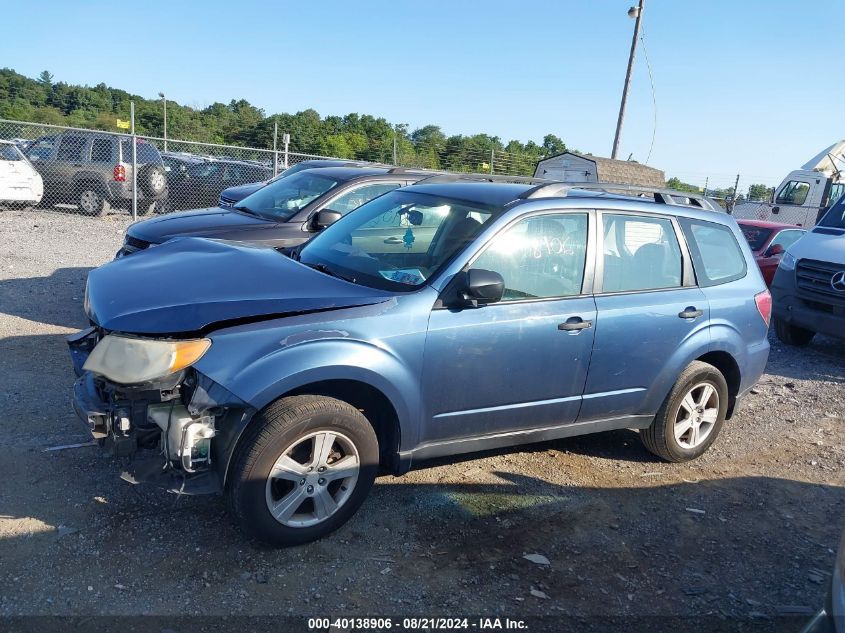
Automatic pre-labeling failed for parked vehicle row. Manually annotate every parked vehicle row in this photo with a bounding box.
[117,166,430,256]
[68,174,772,546]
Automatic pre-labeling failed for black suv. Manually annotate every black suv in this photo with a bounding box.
[166,158,273,211]
[25,132,168,215]
[118,167,432,256]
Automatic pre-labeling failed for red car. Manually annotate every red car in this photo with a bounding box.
[736,219,806,286]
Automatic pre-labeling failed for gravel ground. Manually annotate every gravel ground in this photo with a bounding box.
[1,208,843,630]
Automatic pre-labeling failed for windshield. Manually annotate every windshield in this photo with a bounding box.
[0,143,24,161]
[738,224,774,251]
[236,171,341,221]
[298,190,495,291]
[819,196,845,229]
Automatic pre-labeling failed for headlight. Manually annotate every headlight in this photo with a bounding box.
[83,335,211,384]
[778,251,796,271]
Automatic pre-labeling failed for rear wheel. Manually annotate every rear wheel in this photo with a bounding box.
[77,187,109,216]
[228,395,379,546]
[773,317,815,346]
[640,361,728,462]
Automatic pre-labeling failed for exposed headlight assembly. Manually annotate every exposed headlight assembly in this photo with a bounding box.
[83,335,211,384]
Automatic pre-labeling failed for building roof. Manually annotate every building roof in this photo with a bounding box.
[536,151,666,188]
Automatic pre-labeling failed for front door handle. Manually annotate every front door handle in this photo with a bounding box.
[558,317,593,332]
[678,307,704,319]
[384,236,403,245]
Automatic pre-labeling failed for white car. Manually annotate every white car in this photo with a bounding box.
[0,140,43,209]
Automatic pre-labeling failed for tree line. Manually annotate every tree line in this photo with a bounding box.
[0,68,566,175]
[0,68,771,195]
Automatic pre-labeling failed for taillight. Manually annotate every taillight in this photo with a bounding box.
[755,289,772,326]
[113,164,126,182]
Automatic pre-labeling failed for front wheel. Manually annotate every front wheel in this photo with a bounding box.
[773,317,815,346]
[640,361,728,462]
[228,395,379,546]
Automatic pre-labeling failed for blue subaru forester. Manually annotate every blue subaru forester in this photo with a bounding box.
[68,178,771,545]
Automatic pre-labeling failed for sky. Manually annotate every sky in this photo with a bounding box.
[2,0,842,189]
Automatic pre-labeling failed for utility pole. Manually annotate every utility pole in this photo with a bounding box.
[273,121,279,177]
[611,0,644,160]
[158,92,167,152]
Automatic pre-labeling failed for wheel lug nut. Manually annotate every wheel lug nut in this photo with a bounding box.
[318,466,326,472]
[307,485,314,493]
[299,479,305,485]
[318,478,326,485]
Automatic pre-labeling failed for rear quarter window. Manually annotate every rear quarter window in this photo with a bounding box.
[680,218,747,287]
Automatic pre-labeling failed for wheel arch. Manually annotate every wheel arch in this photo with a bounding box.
[220,377,405,489]
[695,350,741,418]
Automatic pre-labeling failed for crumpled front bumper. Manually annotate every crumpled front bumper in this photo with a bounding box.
[66,327,252,495]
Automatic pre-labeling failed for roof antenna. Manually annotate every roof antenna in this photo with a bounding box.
[626,152,633,161]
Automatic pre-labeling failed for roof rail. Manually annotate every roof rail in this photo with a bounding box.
[417,172,553,185]
[520,181,704,204]
[385,167,446,175]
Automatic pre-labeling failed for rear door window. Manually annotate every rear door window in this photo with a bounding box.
[601,214,682,292]
[679,218,747,286]
[56,136,88,162]
[90,138,114,163]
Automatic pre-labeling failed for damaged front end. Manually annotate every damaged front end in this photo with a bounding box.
[67,327,252,495]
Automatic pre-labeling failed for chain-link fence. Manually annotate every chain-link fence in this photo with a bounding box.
[0,118,350,218]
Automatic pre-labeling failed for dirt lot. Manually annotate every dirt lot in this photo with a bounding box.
[1,209,843,630]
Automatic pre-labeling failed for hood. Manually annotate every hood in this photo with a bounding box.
[127,207,275,244]
[86,238,392,335]
[220,181,266,203]
[789,230,845,263]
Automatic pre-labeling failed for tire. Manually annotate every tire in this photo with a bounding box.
[773,316,815,346]
[139,165,167,197]
[640,361,729,462]
[228,395,379,547]
[77,186,109,216]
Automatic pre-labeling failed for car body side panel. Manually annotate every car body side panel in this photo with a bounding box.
[192,290,438,453]
[703,279,770,394]
[580,288,712,420]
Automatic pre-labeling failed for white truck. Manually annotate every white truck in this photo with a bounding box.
[732,140,845,227]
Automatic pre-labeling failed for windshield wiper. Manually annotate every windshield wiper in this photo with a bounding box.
[232,205,259,216]
[302,261,355,283]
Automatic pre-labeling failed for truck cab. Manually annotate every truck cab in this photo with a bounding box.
[733,140,845,227]
[733,169,844,227]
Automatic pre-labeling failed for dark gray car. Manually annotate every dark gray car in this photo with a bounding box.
[25,132,168,216]
[117,167,430,256]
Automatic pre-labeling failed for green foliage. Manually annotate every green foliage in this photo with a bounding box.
[0,68,568,175]
[666,177,701,194]
[747,183,774,201]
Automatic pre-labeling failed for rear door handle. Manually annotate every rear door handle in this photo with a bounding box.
[678,307,704,319]
[558,317,593,332]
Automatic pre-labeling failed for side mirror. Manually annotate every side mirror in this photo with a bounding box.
[765,243,785,257]
[312,209,342,230]
[461,269,505,307]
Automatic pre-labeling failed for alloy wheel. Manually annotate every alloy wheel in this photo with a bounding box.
[673,382,719,449]
[265,430,360,528]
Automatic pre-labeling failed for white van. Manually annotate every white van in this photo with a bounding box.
[770,196,845,345]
